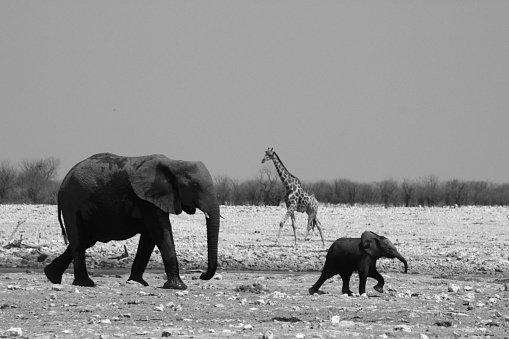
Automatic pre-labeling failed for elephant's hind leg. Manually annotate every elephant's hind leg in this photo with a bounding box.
[71,237,96,287]
[128,233,155,286]
[44,245,73,284]
[309,268,336,295]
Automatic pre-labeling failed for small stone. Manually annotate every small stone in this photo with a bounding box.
[100,319,111,324]
[214,274,223,280]
[215,304,225,308]
[255,299,265,305]
[5,328,23,337]
[464,286,472,291]
[175,291,188,297]
[262,330,274,339]
[447,284,460,292]
[331,315,340,324]
[420,334,430,339]
[161,330,172,337]
[394,324,411,332]
[154,305,164,312]
[52,284,64,291]
[295,334,305,338]
[243,324,253,330]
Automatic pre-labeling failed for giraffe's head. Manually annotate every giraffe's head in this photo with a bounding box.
[261,147,275,164]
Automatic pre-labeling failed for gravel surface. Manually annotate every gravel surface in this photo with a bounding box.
[1,204,508,275]
[1,204,509,338]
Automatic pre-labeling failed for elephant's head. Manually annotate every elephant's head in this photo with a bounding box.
[129,155,220,280]
[361,231,408,273]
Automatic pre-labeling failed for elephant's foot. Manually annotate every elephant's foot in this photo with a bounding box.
[127,275,149,286]
[72,277,95,287]
[309,287,326,295]
[373,285,384,293]
[163,276,187,290]
[44,265,62,284]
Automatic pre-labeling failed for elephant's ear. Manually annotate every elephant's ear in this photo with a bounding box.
[361,231,383,258]
[130,156,182,215]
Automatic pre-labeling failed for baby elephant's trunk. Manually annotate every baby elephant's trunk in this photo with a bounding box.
[395,252,408,273]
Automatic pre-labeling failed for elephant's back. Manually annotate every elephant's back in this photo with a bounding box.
[58,153,132,207]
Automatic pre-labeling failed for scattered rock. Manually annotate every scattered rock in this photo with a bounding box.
[5,328,23,337]
[394,324,411,332]
[448,284,460,292]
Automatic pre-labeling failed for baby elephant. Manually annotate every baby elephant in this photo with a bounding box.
[309,231,408,296]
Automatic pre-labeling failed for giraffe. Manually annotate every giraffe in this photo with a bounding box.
[261,147,325,246]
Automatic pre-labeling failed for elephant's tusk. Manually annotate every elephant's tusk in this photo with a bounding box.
[203,211,210,219]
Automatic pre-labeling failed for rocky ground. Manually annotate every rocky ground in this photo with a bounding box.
[0,204,509,338]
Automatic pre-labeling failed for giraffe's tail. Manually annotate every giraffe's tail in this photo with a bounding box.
[311,216,321,231]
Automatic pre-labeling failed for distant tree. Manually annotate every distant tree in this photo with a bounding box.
[18,157,60,204]
[305,180,333,203]
[377,179,398,208]
[0,160,18,202]
[236,179,262,205]
[491,183,509,205]
[258,165,284,206]
[421,175,440,206]
[467,180,491,206]
[336,179,358,206]
[444,179,466,206]
[401,178,415,207]
[214,175,233,205]
[357,182,376,205]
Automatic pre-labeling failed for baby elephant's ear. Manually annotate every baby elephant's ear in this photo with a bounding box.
[361,231,383,258]
[129,156,182,215]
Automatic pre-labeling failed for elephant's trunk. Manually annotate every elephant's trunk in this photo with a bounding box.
[200,204,220,280]
[395,252,408,273]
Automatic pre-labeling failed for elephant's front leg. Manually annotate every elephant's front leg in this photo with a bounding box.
[369,261,384,293]
[154,226,187,290]
[358,256,371,295]
[146,216,187,290]
[128,233,155,286]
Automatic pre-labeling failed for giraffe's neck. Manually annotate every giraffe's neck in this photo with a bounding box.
[271,153,301,192]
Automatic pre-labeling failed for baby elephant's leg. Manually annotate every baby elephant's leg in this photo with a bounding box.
[369,261,385,293]
[339,271,353,296]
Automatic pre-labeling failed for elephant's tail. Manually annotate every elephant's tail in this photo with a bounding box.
[58,201,68,245]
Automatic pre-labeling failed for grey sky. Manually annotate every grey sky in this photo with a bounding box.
[1,1,508,183]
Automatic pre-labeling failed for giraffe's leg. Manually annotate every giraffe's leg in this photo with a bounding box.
[314,217,326,247]
[290,212,298,245]
[276,210,292,244]
[303,211,314,242]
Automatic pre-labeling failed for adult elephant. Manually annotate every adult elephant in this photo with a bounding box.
[44,153,220,290]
